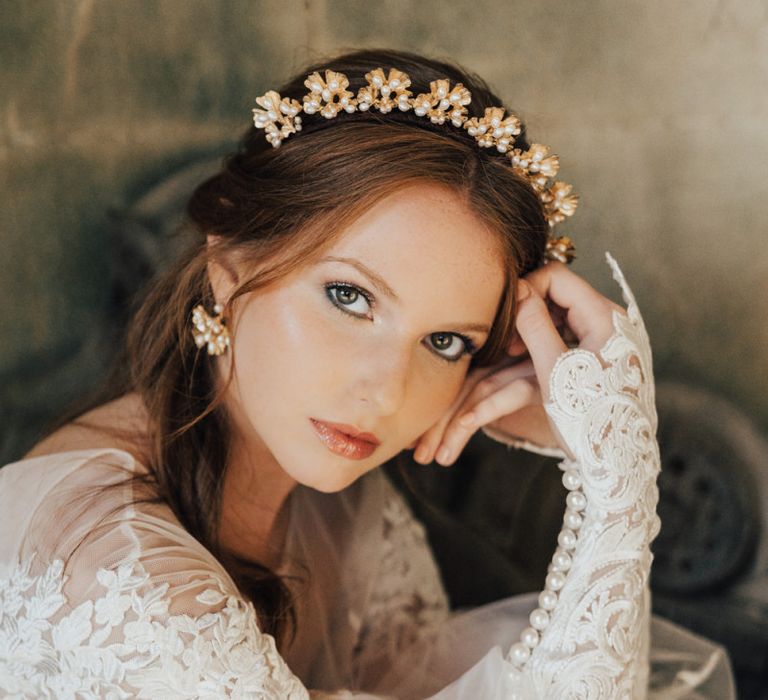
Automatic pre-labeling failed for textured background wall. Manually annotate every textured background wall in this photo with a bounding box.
[2,0,767,458]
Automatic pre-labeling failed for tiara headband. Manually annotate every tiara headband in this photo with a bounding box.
[252,67,577,265]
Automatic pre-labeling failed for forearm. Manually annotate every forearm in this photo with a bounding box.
[504,254,661,697]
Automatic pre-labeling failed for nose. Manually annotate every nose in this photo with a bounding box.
[353,340,412,416]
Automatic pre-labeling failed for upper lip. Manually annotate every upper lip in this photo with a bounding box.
[315,419,381,445]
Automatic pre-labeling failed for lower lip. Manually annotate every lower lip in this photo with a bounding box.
[310,419,378,460]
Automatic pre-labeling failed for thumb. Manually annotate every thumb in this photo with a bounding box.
[514,279,568,403]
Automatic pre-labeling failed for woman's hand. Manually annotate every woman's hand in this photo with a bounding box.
[411,261,627,466]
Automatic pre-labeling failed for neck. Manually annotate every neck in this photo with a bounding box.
[219,435,298,568]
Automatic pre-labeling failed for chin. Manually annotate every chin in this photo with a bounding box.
[284,457,375,494]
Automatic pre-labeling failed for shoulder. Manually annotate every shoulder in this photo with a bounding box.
[22,391,150,465]
[1,450,309,696]
[0,543,309,699]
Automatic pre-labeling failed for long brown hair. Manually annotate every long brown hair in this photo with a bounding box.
[40,47,550,648]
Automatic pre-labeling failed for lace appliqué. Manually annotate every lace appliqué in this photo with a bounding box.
[0,553,309,699]
[351,485,450,674]
[513,252,662,698]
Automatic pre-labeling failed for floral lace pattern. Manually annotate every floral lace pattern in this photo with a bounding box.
[350,486,450,675]
[0,553,309,699]
[508,252,661,698]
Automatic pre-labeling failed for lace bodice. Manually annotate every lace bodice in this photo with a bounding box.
[0,254,729,698]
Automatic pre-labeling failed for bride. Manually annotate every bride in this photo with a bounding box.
[0,48,734,698]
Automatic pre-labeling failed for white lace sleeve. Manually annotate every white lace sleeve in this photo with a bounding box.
[0,549,311,699]
[483,252,661,698]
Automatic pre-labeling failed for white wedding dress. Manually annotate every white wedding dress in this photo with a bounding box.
[0,253,735,699]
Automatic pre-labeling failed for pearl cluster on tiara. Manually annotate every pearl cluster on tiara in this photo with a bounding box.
[252,67,578,265]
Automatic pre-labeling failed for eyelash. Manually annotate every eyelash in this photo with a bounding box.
[324,281,478,364]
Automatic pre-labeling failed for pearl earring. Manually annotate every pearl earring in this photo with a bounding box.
[191,303,231,356]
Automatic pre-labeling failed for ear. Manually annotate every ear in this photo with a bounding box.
[206,234,240,309]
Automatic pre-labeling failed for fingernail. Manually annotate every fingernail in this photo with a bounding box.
[436,446,451,465]
[517,280,531,301]
[413,445,429,463]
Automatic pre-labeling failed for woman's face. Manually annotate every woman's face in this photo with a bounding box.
[212,182,507,493]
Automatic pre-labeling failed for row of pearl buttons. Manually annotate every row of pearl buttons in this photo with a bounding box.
[505,466,587,679]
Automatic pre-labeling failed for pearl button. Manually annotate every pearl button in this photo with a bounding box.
[530,608,550,630]
[564,509,583,530]
[557,528,577,550]
[553,551,572,571]
[546,571,566,591]
[539,590,558,610]
[521,626,540,648]
[567,491,587,512]
[562,470,582,490]
[509,642,530,665]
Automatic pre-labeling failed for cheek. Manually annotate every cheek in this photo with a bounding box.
[232,298,334,393]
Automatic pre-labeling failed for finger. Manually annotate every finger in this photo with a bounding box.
[467,379,537,427]
[508,300,570,356]
[453,360,538,427]
[523,262,625,350]
[514,279,568,403]
[413,388,471,463]
[434,361,537,464]
[413,365,494,464]
[436,377,538,466]
[525,261,609,314]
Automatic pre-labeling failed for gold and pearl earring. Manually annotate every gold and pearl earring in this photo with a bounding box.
[191,303,231,356]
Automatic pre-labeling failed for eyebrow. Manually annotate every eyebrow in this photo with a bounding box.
[318,255,492,335]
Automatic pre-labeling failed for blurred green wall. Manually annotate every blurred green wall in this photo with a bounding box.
[2,0,767,458]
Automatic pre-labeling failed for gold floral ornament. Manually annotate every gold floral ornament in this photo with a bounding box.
[509,144,561,190]
[357,68,413,113]
[464,107,522,153]
[412,79,472,126]
[545,235,577,264]
[541,181,579,228]
[251,91,303,148]
[250,66,579,265]
[303,70,358,119]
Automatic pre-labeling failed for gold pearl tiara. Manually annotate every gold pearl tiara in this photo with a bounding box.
[252,67,577,265]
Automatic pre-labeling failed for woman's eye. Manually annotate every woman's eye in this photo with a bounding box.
[428,332,477,363]
[325,282,476,363]
[325,282,373,318]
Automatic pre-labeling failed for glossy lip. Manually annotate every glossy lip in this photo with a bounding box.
[320,420,381,445]
[310,419,380,460]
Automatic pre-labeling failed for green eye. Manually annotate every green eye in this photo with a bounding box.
[336,287,358,304]
[325,282,374,318]
[325,281,477,364]
[428,332,475,363]
[432,333,453,350]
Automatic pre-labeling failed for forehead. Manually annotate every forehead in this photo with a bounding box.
[325,182,506,289]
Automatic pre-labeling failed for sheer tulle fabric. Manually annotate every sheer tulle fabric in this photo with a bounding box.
[0,254,736,698]
[0,449,734,698]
